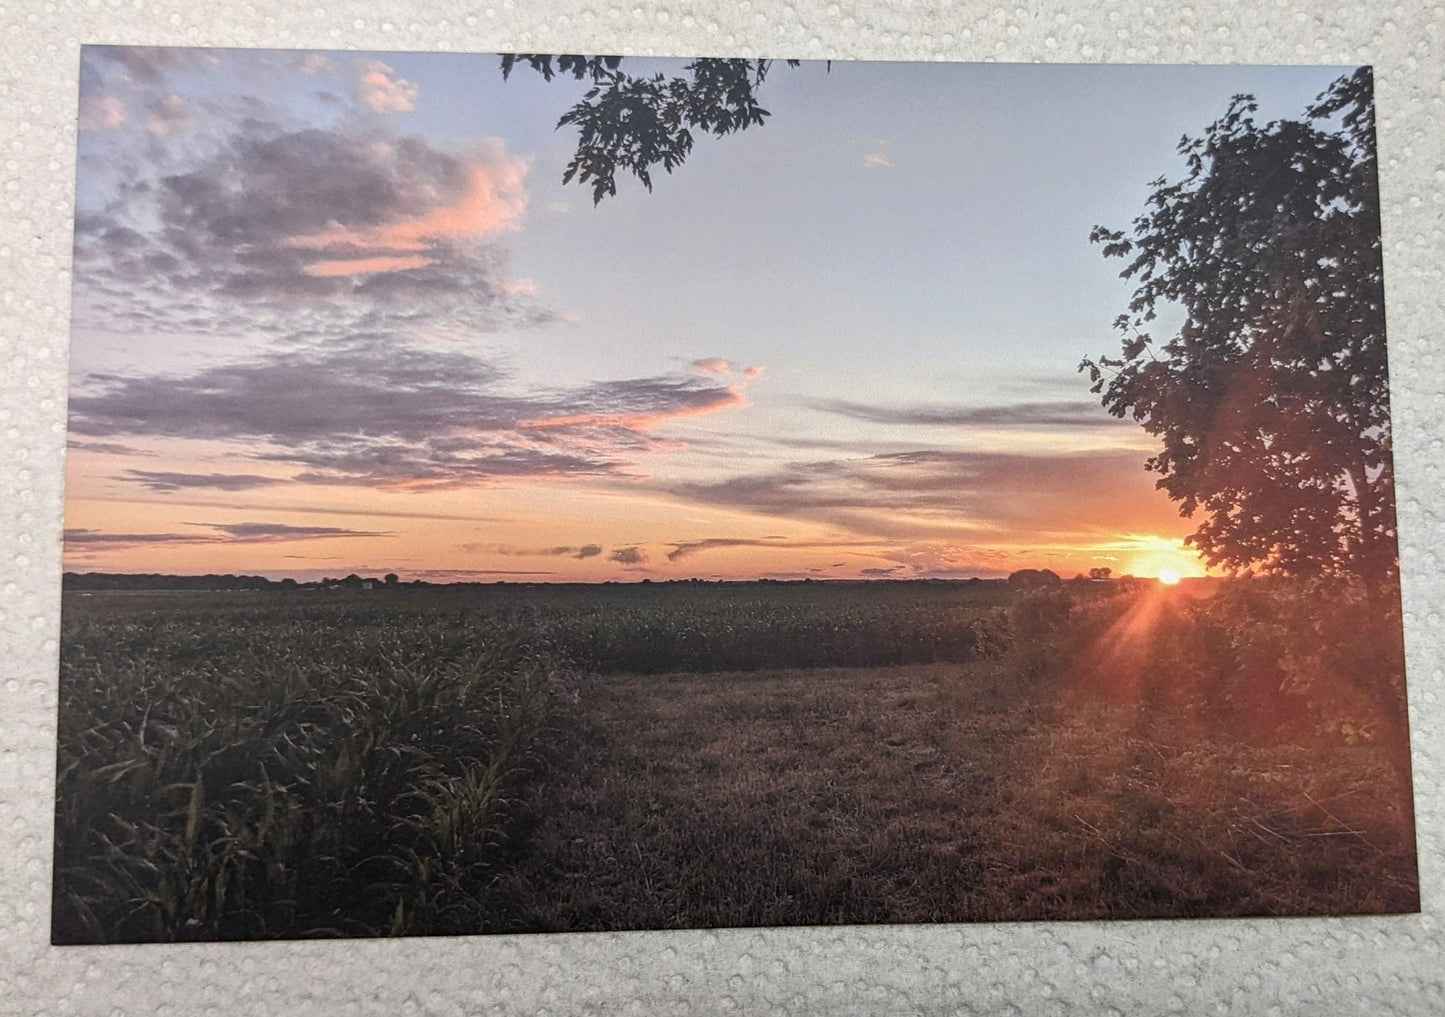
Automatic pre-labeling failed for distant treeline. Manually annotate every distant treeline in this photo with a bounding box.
[62,572,1012,592]
[62,572,400,592]
[60,570,1148,592]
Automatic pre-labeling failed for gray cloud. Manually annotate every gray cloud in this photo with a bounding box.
[146,94,191,136]
[73,340,745,489]
[72,342,508,444]
[472,543,606,559]
[670,447,1184,542]
[666,537,778,561]
[68,439,154,456]
[65,529,204,547]
[125,470,286,492]
[65,521,389,551]
[609,546,648,566]
[72,108,547,340]
[663,536,866,562]
[810,399,1130,429]
[205,522,390,540]
[85,45,199,84]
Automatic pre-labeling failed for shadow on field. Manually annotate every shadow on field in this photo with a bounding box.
[490,661,1044,931]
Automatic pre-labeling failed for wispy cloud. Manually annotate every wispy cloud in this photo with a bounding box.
[65,521,390,551]
[208,522,390,540]
[663,536,871,562]
[467,543,605,559]
[518,375,749,433]
[73,340,750,489]
[68,439,153,456]
[811,398,1129,429]
[670,447,1185,544]
[689,358,764,381]
[65,529,200,548]
[124,470,288,493]
[666,537,777,561]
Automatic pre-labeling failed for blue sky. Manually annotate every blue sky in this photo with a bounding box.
[63,48,1354,581]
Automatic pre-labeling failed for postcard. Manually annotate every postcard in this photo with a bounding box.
[53,48,1416,942]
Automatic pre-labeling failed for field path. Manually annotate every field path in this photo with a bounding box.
[499,661,1049,931]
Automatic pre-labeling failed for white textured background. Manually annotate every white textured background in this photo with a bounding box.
[2,2,1441,1014]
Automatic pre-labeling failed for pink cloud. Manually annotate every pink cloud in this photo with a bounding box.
[520,368,763,436]
[691,359,766,380]
[78,93,125,131]
[288,156,529,277]
[304,254,433,278]
[518,387,747,433]
[298,53,332,76]
[147,95,190,137]
[359,60,420,113]
[862,151,892,169]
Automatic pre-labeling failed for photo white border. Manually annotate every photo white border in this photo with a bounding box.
[3,2,1441,1013]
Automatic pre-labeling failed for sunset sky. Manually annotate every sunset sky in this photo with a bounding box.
[63,49,1352,582]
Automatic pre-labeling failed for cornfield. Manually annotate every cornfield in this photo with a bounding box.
[52,582,1014,941]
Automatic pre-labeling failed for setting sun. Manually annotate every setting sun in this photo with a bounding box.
[1121,535,1208,583]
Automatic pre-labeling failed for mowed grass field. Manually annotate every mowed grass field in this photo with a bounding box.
[51,579,1418,942]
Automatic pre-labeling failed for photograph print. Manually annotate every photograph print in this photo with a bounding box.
[54,47,1417,943]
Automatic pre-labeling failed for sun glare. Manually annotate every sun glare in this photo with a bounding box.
[1120,535,1208,583]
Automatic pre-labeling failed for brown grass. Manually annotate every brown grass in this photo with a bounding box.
[486,656,1416,932]
[484,662,1035,931]
[988,698,1418,921]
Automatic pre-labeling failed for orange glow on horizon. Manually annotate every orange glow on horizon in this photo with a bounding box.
[1119,535,1209,582]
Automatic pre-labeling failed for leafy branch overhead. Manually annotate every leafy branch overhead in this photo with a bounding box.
[501,55,800,204]
[1082,69,1394,584]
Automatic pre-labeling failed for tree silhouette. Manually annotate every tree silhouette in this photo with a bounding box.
[1082,69,1396,585]
[501,55,799,204]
